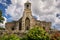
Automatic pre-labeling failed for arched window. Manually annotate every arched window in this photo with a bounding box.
[43,27,45,30]
[25,17,30,30]
[12,27,14,30]
[27,4,29,8]
[11,27,15,30]
[19,20,22,30]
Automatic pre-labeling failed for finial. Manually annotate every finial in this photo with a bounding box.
[26,0,29,3]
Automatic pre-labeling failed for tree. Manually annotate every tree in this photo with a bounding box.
[0,10,4,23]
[25,26,50,40]
[0,27,5,30]
[57,36,60,40]
[50,32,60,40]
[0,34,21,40]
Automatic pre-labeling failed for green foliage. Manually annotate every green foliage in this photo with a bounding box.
[0,26,55,40]
[26,26,50,40]
[0,34,21,40]
[0,27,5,30]
[57,37,60,40]
[0,10,4,23]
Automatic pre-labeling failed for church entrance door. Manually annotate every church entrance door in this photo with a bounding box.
[25,17,30,30]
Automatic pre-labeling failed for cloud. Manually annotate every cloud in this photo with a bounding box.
[31,0,60,30]
[5,0,60,30]
[5,0,26,21]
[0,17,7,28]
[0,0,7,6]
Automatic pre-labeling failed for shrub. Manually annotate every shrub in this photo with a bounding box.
[0,34,21,40]
[25,26,50,40]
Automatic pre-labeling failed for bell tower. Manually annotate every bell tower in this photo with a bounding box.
[21,0,35,32]
[24,0,31,9]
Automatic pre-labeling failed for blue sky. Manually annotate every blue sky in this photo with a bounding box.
[0,0,12,22]
[0,0,60,30]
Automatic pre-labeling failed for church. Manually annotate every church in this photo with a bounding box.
[5,1,51,34]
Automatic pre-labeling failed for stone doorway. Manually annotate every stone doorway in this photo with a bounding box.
[25,17,30,30]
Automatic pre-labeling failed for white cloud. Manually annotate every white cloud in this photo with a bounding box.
[31,0,60,30]
[5,0,26,21]
[5,0,60,30]
[0,17,7,28]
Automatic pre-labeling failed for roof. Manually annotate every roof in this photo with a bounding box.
[25,0,31,4]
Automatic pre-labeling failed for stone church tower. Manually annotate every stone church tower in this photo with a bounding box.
[5,1,51,33]
[21,1,36,31]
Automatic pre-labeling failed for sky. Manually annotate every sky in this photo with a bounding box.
[0,0,60,30]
